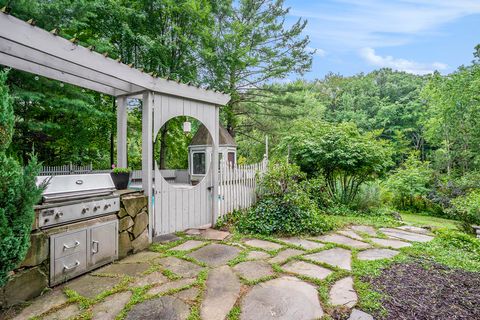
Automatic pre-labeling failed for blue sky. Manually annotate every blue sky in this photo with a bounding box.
[285,0,480,80]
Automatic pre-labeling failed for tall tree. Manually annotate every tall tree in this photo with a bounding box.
[205,0,313,137]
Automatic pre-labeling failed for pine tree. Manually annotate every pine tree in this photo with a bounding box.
[0,70,44,286]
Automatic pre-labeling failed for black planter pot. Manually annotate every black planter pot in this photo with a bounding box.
[110,172,131,190]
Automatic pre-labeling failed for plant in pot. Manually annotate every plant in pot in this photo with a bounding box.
[110,165,132,190]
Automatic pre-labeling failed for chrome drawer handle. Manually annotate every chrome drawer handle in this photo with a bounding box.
[63,261,80,271]
[63,241,80,250]
[92,240,99,254]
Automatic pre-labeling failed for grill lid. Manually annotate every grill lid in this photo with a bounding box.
[37,173,116,203]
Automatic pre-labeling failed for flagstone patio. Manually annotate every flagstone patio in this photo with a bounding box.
[9,225,434,320]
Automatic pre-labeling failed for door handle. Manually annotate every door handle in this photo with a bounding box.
[63,261,80,271]
[92,240,99,254]
[63,241,80,250]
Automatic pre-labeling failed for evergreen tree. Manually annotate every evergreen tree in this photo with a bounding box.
[0,70,44,286]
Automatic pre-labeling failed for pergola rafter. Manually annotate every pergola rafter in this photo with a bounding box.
[0,12,229,104]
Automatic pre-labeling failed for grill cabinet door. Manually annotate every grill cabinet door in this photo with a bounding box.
[89,220,118,267]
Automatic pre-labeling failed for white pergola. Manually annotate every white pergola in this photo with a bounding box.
[0,12,230,238]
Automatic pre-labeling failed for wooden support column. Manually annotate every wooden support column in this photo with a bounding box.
[212,105,220,224]
[142,91,154,241]
[116,96,128,168]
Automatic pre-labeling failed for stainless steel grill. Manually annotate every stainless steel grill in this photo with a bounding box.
[34,173,120,285]
[35,173,120,229]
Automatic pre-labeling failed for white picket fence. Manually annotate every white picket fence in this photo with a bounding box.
[218,158,268,217]
[40,162,97,175]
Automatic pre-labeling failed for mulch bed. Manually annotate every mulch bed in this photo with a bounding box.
[365,260,480,320]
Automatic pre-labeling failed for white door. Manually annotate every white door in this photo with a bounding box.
[152,94,219,235]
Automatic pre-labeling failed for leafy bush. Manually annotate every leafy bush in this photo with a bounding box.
[301,176,332,209]
[384,153,433,211]
[227,161,335,236]
[449,190,480,233]
[0,71,43,286]
[281,119,393,205]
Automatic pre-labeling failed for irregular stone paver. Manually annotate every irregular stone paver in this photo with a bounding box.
[43,304,81,320]
[201,228,230,240]
[92,291,132,320]
[173,287,199,303]
[338,230,364,241]
[65,275,121,298]
[241,276,323,320]
[170,240,205,251]
[357,248,400,261]
[380,228,434,242]
[125,296,189,320]
[349,308,374,320]
[185,228,202,235]
[131,271,168,287]
[246,251,271,260]
[119,251,162,264]
[147,278,196,296]
[233,261,274,281]
[12,289,68,320]
[329,277,358,308]
[370,237,412,249]
[305,248,352,270]
[350,225,377,236]
[269,248,303,264]
[201,266,240,320]
[156,256,203,277]
[188,243,240,267]
[397,225,432,235]
[314,234,371,249]
[92,262,151,277]
[282,260,332,280]
[244,239,282,251]
[280,237,325,250]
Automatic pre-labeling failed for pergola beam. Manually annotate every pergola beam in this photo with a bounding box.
[0,38,143,93]
[0,12,230,104]
[0,52,120,95]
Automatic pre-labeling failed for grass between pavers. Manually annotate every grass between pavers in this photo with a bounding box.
[401,212,459,230]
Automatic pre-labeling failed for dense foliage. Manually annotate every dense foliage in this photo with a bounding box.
[223,161,334,236]
[0,71,43,286]
[384,153,433,210]
[282,120,393,204]
[1,1,480,234]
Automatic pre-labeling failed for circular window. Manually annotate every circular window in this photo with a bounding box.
[154,116,212,187]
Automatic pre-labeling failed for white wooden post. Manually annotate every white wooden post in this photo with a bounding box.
[142,91,154,241]
[212,106,220,224]
[116,96,128,168]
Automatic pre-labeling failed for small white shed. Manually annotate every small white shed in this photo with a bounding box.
[188,125,236,184]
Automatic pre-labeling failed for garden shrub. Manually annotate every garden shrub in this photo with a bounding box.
[281,119,393,205]
[232,161,335,236]
[385,153,433,211]
[0,71,43,286]
[449,190,480,233]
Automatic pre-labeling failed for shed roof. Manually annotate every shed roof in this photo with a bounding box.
[190,124,236,147]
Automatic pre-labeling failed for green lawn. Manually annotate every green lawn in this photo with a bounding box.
[400,212,459,230]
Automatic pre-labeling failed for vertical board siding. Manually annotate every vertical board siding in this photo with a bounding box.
[153,95,217,236]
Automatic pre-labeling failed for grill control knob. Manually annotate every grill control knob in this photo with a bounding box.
[81,207,89,214]
[93,205,100,212]
[104,203,111,210]
[54,211,63,219]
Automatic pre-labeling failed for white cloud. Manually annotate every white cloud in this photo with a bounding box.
[290,0,480,49]
[359,47,447,75]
